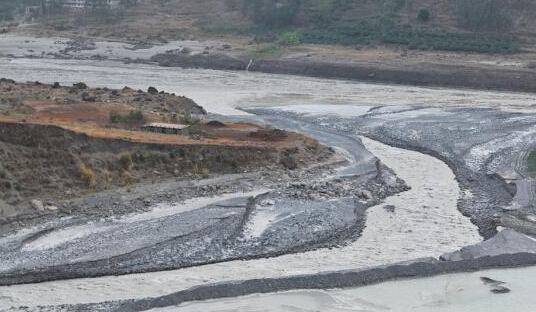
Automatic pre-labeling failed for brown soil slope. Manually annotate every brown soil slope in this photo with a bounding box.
[0,80,332,219]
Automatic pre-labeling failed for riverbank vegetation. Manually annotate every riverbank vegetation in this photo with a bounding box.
[217,0,522,54]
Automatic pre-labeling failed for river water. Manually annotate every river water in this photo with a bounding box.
[0,58,533,310]
[0,133,480,308]
[160,266,536,312]
[2,58,536,115]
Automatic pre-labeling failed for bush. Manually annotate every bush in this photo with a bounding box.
[79,164,96,189]
[455,0,511,31]
[119,152,133,171]
[417,8,430,23]
[240,0,301,27]
[278,31,301,46]
[109,110,121,123]
[123,110,145,124]
[109,110,146,125]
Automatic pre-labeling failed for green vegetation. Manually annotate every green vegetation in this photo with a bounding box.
[278,30,300,46]
[240,0,301,27]
[527,150,536,177]
[301,21,519,54]
[0,0,18,21]
[220,0,521,54]
[109,110,146,125]
[417,8,431,23]
[381,29,519,54]
[0,0,42,21]
[455,0,511,32]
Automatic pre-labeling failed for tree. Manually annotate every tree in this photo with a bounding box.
[240,0,301,27]
[456,0,512,31]
[417,8,430,23]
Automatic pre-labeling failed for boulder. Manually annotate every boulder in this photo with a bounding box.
[30,199,44,211]
[147,86,158,94]
[360,190,373,200]
[73,82,88,89]
[45,205,59,211]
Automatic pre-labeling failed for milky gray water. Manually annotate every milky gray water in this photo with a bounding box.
[2,58,536,115]
[0,57,535,311]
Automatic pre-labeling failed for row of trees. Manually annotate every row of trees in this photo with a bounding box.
[455,0,512,31]
[237,0,301,27]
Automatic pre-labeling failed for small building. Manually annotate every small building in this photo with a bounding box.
[142,123,190,135]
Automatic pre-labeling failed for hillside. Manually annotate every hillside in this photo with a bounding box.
[8,0,536,54]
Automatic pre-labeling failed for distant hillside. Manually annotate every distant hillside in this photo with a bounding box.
[13,0,536,54]
[214,0,536,53]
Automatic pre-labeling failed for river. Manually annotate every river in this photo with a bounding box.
[0,58,533,310]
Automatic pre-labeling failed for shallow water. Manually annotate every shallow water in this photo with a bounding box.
[0,136,480,308]
[160,266,536,312]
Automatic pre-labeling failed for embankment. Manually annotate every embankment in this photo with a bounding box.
[0,122,328,217]
[150,53,536,93]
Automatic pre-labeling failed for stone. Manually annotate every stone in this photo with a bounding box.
[30,199,44,211]
[383,205,395,213]
[360,190,373,200]
[45,205,59,211]
[147,86,158,94]
[261,199,275,206]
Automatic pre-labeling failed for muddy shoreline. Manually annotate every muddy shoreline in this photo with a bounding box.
[150,53,536,94]
[2,34,536,94]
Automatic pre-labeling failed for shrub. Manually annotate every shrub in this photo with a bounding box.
[240,0,301,27]
[123,110,145,124]
[278,31,301,46]
[109,110,121,123]
[119,152,133,171]
[417,8,430,23]
[109,110,146,125]
[80,164,96,189]
[455,0,511,31]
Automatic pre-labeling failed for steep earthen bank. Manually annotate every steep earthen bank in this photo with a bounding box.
[0,122,330,218]
[150,53,536,93]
